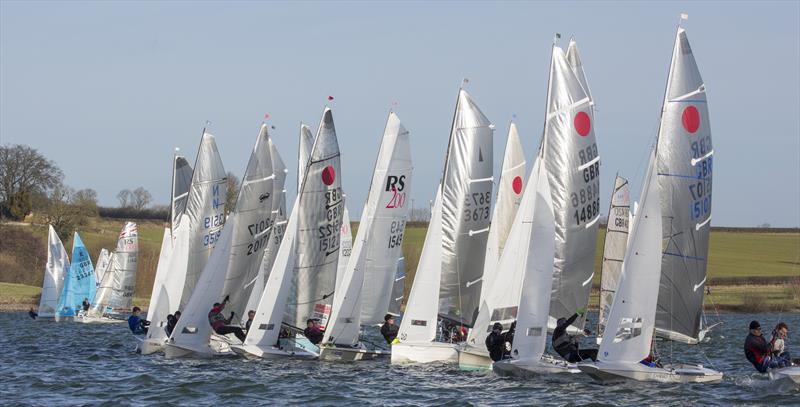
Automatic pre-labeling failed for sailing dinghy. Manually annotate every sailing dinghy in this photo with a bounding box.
[231,107,343,359]
[653,23,719,345]
[37,225,69,319]
[165,124,275,358]
[392,87,493,364]
[457,122,526,369]
[320,112,412,362]
[139,133,227,354]
[78,222,138,323]
[56,232,95,320]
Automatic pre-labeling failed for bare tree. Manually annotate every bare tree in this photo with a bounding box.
[132,187,152,210]
[225,171,240,215]
[117,189,133,208]
[40,184,94,237]
[73,188,99,216]
[0,144,64,220]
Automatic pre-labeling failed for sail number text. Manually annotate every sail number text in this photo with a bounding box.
[463,191,491,222]
[388,219,406,249]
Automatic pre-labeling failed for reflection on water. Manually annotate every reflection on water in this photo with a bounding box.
[1,312,797,405]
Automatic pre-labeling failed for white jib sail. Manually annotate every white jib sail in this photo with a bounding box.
[242,137,288,321]
[38,225,69,318]
[597,175,630,337]
[91,222,138,316]
[170,125,274,353]
[545,41,601,330]
[509,157,556,363]
[324,112,412,346]
[477,122,526,307]
[335,206,353,293]
[146,132,226,344]
[396,188,443,344]
[598,150,661,363]
[94,249,110,288]
[467,158,542,348]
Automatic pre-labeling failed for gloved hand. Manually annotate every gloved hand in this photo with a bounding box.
[576,307,586,317]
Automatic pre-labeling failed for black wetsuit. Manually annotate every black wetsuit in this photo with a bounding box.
[165,315,177,337]
[381,323,399,344]
[304,327,324,345]
[28,310,38,320]
[245,318,253,334]
[552,313,597,363]
[82,300,91,312]
[485,331,506,362]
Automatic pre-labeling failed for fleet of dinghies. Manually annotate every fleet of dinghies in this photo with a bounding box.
[33,19,797,387]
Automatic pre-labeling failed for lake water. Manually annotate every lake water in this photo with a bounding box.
[1,312,798,406]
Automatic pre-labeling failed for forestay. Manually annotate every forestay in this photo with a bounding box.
[91,222,138,316]
[439,89,494,327]
[170,125,274,352]
[655,27,713,343]
[598,151,661,363]
[544,41,600,329]
[597,176,630,337]
[508,158,556,363]
[38,225,69,318]
[477,122,526,307]
[57,233,95,317]
[324,112,412,346]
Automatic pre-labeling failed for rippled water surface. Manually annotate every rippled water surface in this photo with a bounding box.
[1,312,798,406]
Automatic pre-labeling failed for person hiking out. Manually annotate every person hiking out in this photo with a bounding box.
[208,296,246,342]
[552,308,597,363]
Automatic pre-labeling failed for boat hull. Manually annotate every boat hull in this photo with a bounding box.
[457,346,492,370]
[769,366,800,388]
[75,313,125,324]
[164,334,235,359]
[578,361,723,383]
[390,342,458,365]
[137,337,165,355]
[319,345,389,362]
[493,356,579,377]
[229,343,318,360]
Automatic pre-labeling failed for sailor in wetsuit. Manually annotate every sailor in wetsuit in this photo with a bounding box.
[744,320,781,372]
[381,314,399,344]
[303,318,324,345]
[552,308,597,363]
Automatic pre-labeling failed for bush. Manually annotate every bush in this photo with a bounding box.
[98,206,168,221]
[0,225,46,286]
[741,291,769,313]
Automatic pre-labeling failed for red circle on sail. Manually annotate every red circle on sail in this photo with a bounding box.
[682,105,700,133]
[321,166,336,185]
[574,111,591,137]
[512,176,523,195]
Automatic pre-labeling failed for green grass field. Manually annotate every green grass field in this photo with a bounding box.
[1,219,798,311]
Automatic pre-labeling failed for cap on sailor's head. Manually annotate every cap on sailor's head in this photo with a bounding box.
[749,320,761,330]
[492,322,503,331]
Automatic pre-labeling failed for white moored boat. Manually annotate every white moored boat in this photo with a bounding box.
[392,86,494,365]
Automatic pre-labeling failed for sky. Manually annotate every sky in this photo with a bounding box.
[1,1,798,227]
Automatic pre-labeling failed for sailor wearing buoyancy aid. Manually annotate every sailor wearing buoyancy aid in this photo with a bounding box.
[552,308,598,363]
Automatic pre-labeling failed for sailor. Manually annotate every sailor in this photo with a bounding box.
[769,322,792,368]
[165,313,177,337]
[28,307,38,320]
[245,310,256,333]
[381,314,399,344]
[208,296,246,342]
[744,320,779,372]
[303,318,324,345]
[485,322,507,362]
[82,298,91,312]
[128,306,149,335]
[552,308,597,363]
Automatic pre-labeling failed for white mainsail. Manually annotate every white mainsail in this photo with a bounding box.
[298,123,315,192]
[324,112,412,347]
[239,107,343,357]
[172,155,194,231]
[654,27,714,344]
[597,151,660,363]
[94,248,110,288]
[37,225,69,318]
[597,175,630,338]
[144,133,226,347]
[477,122,526,307]
[242,137,288,320]
[90,222,138,316]
[545,39,601,329]
[167,125,274,356]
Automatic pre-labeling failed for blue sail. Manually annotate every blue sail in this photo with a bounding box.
[57,233,95,317]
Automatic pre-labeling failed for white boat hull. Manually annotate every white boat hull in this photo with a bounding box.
[75,313,125,324]
[390,342,458,365]
[493,355,580,377]
[163,335,234,359]
[137,337,165,355]
[769,366,800,388]
[319,345,389,362]
[230,337,320,360]
[578,361,723,383]
[457,346,492,370]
